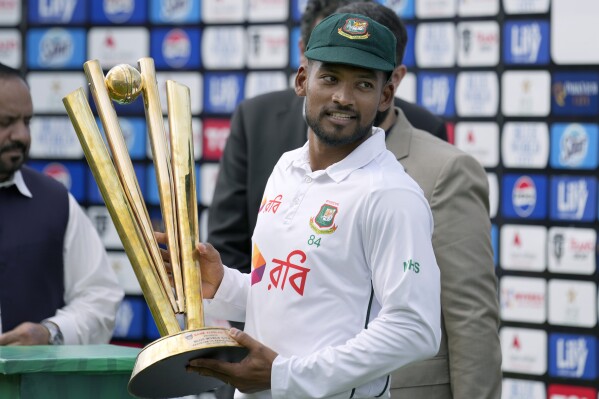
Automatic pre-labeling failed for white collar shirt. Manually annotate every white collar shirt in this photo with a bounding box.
[206,129,441,399]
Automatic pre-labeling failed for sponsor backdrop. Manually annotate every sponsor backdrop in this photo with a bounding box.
[2,0,599,396]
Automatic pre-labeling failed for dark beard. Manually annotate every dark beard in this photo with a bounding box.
[305,105,373,147]
[0,141,28,155]
[0,141,28,178]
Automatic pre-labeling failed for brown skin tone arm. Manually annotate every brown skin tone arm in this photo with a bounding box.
[0,322,50,346]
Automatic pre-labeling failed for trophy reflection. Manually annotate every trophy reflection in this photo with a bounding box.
[62,58,247,398]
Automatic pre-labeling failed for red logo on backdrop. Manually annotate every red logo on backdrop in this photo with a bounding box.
[548,384,596,399]
[43,162,71,189]
[0,0,18,13]
[203,119,231,161]
[512,335,520,349]
[513,232,521,246]
[0,38,18,53]
[268,250,310,296]
[467,130,475,143]
[105,34,116,49]
[445,122,455,144]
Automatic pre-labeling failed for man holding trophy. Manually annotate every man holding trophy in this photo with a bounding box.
[184,13,441,398]
[64,11,440,399]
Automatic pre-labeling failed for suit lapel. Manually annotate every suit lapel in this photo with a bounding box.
[385,107,413,167]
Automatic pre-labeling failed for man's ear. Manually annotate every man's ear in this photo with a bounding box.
[392,65,407,88]
[378,77,396,113]
[295,65,308,97]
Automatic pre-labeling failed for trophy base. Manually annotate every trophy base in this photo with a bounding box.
[128,327,248,398]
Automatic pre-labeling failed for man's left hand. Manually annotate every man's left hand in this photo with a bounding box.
[0,322,50,345]
[187,328,278,393]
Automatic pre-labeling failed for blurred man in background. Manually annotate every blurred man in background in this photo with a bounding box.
[0,62,123,346]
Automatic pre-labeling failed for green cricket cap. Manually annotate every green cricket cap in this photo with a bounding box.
[304,13,397,72]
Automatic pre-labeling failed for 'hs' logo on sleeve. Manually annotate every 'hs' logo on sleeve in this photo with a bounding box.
[403,259,420,274]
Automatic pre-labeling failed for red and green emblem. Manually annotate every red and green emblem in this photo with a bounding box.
[338,18,370,40]
[309,202,339,234]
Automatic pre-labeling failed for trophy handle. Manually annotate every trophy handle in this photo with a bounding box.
[139,58,186,312]
[167,80,204,330]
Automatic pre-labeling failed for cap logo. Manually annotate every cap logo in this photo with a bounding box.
[338,18,370,40]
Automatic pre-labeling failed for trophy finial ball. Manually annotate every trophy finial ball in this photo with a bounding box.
[105,64,143,104]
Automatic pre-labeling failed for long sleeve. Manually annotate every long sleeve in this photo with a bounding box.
[204,266,251,323]
[47,194,124,344]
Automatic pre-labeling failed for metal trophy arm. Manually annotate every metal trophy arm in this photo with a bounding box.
[138,58,186,313]
[166,80,204,330]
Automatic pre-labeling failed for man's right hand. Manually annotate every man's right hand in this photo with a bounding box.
[193,242,225,299]
[0,322,50,346]
[188,327,277,393]
[155,232,225,299]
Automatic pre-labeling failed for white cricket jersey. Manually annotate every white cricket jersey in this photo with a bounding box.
[206,129,441,399]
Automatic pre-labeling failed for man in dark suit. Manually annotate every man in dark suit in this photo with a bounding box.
[209,0,447,274]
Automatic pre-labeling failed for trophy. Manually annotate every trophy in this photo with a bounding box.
[62,58,247,398]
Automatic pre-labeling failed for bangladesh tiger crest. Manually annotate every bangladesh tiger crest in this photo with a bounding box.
[338,18,370,40]
[309,201,339,234]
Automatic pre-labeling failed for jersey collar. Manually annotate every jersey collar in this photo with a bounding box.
[287,127,387,183]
